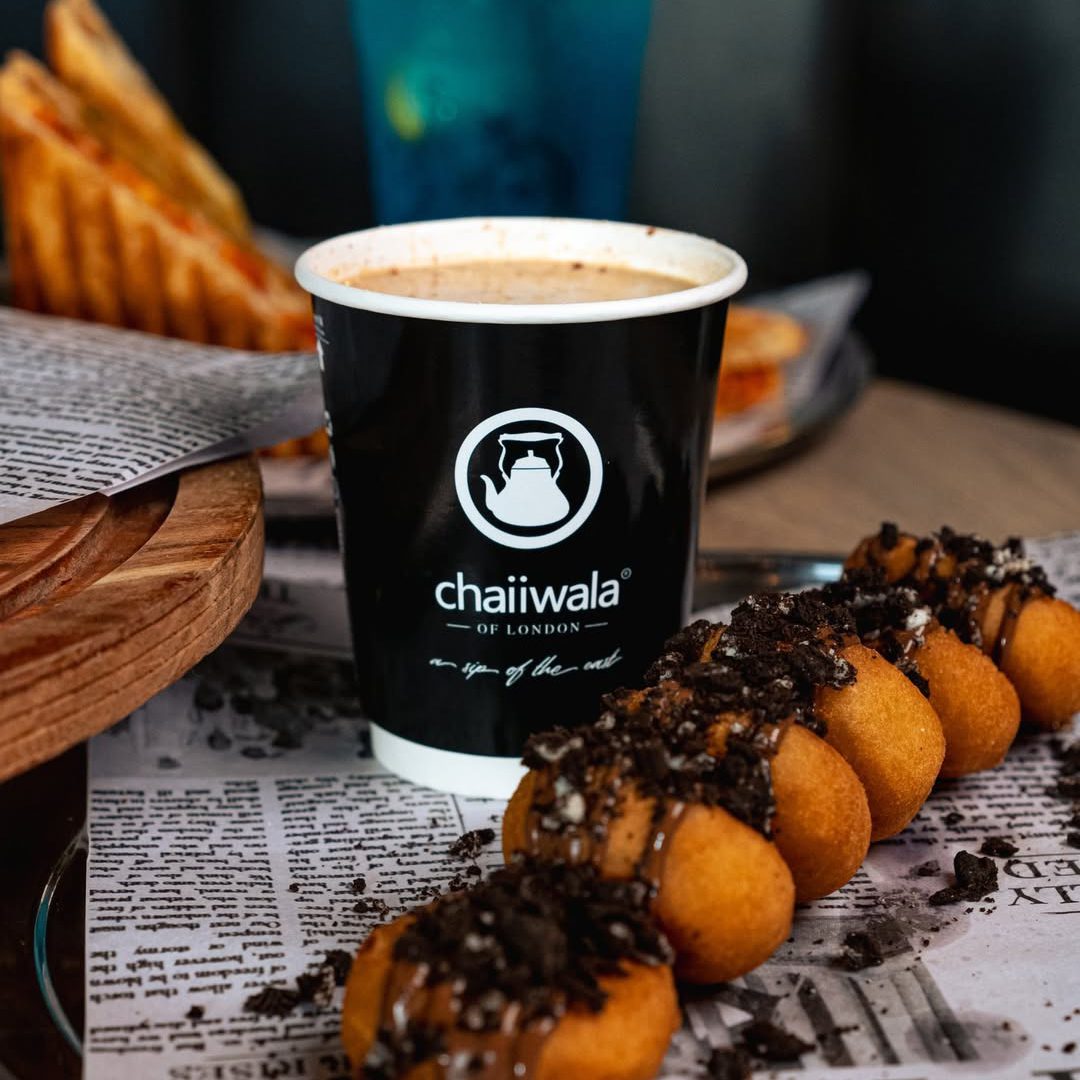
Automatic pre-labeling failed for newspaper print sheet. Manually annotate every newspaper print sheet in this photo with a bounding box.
[0,308,321,525]
[82,533,1080,1079]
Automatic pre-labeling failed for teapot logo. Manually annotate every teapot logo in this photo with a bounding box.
[455,407,603,550]
[481,432,570,527]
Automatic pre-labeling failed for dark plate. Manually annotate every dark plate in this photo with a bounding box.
[707,332,872,483]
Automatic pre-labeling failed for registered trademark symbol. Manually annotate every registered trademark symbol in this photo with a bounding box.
[620,568,632,580]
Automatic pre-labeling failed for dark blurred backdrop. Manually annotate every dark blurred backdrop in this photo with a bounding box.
[3,0,1078,424]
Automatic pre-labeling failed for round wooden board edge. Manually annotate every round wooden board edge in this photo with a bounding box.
[0,457,265,783]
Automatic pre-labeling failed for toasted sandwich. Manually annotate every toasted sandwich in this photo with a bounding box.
[45,0,250,243]
[0,51,312,350]
[715,305,808,418]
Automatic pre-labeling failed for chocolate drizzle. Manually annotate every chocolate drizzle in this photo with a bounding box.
[524,685,777,848]
[363,861,671,1080]
[822,523,1060,687]
[817,569,934,696]
[519,593,858,891]
[992,583,1026,664]
[643,619,721,684]
[715,591,858,731]
[522,692,771,896]
[515,528,1061,901]
[639,800,688,887]
[861,524,1053,655]
[517,530,1060,890]
[355,522,1065,1078]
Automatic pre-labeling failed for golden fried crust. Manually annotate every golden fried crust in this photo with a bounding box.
[770,725,871,901]
[722,306,808,370]
[847,531,1080,732]
[341,917,410,1077]
[0,52,311,350]
[502,768,535,865]
[977,586,1011,652]
[340,915,678,1080]
[503,770,664,883]
[846,533,919,580]
[996,596,1080,730]
[538,963,679,1080]
[504,775,794,985]
[714,364,782,417]
[816,644,945,841]
[45,0,252,242]
[651,802,794,984]
[915,627,1020,776]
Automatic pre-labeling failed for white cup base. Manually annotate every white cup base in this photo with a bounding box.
[371,724,526,800]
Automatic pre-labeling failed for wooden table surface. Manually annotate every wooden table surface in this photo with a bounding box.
[701,378,1080,553]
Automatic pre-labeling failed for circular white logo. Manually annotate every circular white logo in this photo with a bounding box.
[454,407,603,550]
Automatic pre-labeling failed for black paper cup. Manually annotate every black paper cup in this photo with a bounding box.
[296,218,746,796]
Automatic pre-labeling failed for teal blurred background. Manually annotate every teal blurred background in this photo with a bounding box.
[2,0,1079,424]
[350,0,651,223]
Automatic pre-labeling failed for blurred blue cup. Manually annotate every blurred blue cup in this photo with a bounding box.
[349,0,652,223]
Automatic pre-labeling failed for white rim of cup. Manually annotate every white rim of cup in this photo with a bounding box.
[295,216,747,325]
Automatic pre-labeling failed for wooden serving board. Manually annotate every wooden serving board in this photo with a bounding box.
[0,455,264,783]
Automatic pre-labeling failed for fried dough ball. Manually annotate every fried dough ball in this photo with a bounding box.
[983,595,1080,730]
[768,724,872,900]
[342,918,677,1080]
[341,916,408,1075]
[503,774,795,985]
[698,714,870,903]
[913,627,1021,775]
[815,644,945,841]
[846,531,918,579]
[342,869,680,1080]
[536,961,679,1080]
[649,800,794,983]
[848,526,1080,730]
